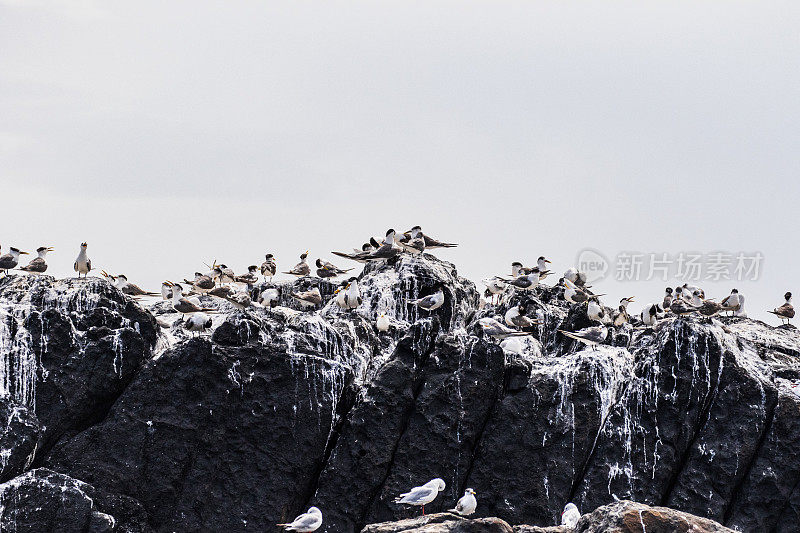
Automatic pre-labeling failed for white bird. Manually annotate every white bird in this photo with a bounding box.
[394,478,446,515]
[409,287,445,311]
[261,253,277,281]
[536,256,552,280]
[184,313,213,336]
[73,242,91,278]
[504,304,538,329]
[561,502,581,528]
[612,297,634,326]
[559,326,608,350]
[510,261,524,277]
[640,304,659,326]
[733,293,747,317]
[562,278,596,304]
[502,271,540,290]
[586,298,607,323]
[662,287,674,310]
[449,488,477,516]
[689,290,704,307]
[398,225,426,255]
[161,281,173,300]
[376,313,390,332]
[564,267,588,287]
[483,277,505,304]
[278,506,323,532]
[344,278,362,309]
[259,288,280,308]
[720,289,743,316]
[167,281,215,314]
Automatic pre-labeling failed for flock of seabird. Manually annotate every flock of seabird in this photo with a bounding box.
[0,233,796,531]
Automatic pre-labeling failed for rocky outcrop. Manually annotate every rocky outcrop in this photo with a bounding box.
[0,253,799,531]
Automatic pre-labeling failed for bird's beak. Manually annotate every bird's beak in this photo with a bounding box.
[165,281,174,287]
[627,297,635,302]
[46,247,54,252]
[19,251,29,255]
[545,259,551,263]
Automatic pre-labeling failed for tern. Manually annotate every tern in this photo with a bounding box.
[261,254,277,281]
[510,261,524,277]
[403,226,457,249]
[292,286,322,308]
[185,272,215,294]
[670,298,697,317]
[479,317,531,339]
[398,226,426,254]
[73,242,91,278]
[184,313,213,337]
[331,243,374,264]
[720,289,743,316]
[449,488,477,516]
[343,278,362,309]
[662,287,674,310]
[365,230,401,262]
[277,507,323,532]
[376,313,390,332]
[394,478,446,516]
[640,304,659,326]
[587,297,608,323]
[612,297,634,326]
[315,258,353,278]
[503,270,544,290]
[166,282,215,314]
[104,272,158,297]
[482,277,505,304]
[0,247,28,275]
[283,252,310,277]
[696,299,724,320]
[561,503,581,528]
[559,326,608,350]
[536,256,552,280]
[19,246,53,274]
[768,292,794,325]
[234,266,260,286]
[259,288,280,308]
[504,304,539,329]
[564,267,588,288]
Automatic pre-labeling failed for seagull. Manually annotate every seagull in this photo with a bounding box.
[398,226,426,254]
[768,292,794,325]
[185,272,215,294]
[479,317,531,340]
[343,278,362,309]
[292,286,322,308]
[161,281,173,300]
[662,287,674,310]
[166,282,215,314]
[449,488,477,516]
[562,278,598,304]
[315,258,353,278]
[0,247,29,275]
[235,266,260,286]
[261,254,277,281]
[404,227,457,249]
[482,277,505,304]
[284,252,310,277]
[184,313,213,336]
[73,242,91,278]
[259,287,280,308]
[277,507,323,532]
[376,313,390,332]
[504,304,539,329]
[689,290,704,307]
[561,503,581,528]
[19,246,53,274]
[394,478,446,516]
[720,289,743,316]
[409,287,445,311]
[559,326,608,350]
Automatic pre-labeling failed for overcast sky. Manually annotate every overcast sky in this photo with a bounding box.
[2,1,798,321]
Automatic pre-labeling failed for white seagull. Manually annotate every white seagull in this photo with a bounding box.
[394,478,446,515]
[449,488,477,516]
[561,502,581,528]
[278,506,323,532]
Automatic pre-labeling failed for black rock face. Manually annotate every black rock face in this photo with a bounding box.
[0,256,799,532]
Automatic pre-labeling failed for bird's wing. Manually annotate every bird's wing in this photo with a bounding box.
[397,485,435,504]
[86,259,92,271]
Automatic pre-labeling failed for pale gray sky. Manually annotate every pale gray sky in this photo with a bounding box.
[2,1,799,321]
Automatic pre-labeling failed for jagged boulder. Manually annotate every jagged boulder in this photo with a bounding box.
[0,468,150,533]
[0,398,41,481]
[361,513,513,533]
[574,500,734,532]
[0,275,158,470]
[45,337,353,532]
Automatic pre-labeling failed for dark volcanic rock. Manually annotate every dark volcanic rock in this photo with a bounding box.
[0,468,150,533]
[0,398,41,481]
[46,337,353,532]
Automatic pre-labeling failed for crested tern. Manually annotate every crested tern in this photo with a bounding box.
[283,251,311,277]
[73,242,91,278]
[19,246,52,274]
[768,292,794,325]
[184,313,213,336]
[166,281,215,314]
[449,488,477,516]
[292,286,322,308]
[479,317,531,340]
[559,325,608,350]
[0,247,28,275]
[376,313,390,332]
[504,304,539,329]
[234,265,260,286]
[315,258,353,278]
[409,286,445,311]
[261,254,277,281]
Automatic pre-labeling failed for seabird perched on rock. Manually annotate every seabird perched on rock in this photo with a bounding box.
[720,289,743,316]
[503,270,545,291]
[398,226,426,255]
[670,297,696,317]
[536,256,552,280]
[166,282,215,314]
[564,267,588,288]
[0,246,28,275]
[73,242,91,278]
[662,287,674,310]
[292,286,322,308]
[409,286,445,311]
[259,287,280,308]
[315,258,353,278]
[689,290,704,307]
[261,254,277,281]
[559,326,608,350]
[331,243,374,264]
[612,297,634,326]
[768,292,794,325]
[510,261,524,277]
[343,278,362,309]
[234,266,260,287]
[587,297,608,323]
[394,478,446,516]
[561,503,581,528]
[696,299,724,321]
[504,304,539,329]
[184,313,213,336]
[277,507,323,532]
[105,273,158,297]
[283,252,310,277]
[365,230,401,262]
[376,313,390,332]
[404,227,457,249]
[562,278,599,304]
[449,488,477,516]
[161,281,173,300]
[19,246,53,274]
[479,317,531,340]
[640,304,659,326]
[483,277,505,304]
[185,272,215,294]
